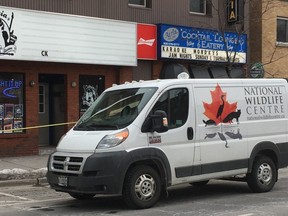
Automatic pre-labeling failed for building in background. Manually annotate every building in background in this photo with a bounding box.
[250,0,288,78]
[0,0,249,156]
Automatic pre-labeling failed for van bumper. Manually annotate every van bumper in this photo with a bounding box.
[47,151,129,196]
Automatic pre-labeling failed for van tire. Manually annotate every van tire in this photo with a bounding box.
[247,156,276,193]
[68,192,95,200]
[123,165,161,209]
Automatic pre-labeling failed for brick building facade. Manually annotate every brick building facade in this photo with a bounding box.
[250,0,288,78]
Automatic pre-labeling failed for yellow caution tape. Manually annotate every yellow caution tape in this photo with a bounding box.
[1,121,77,132]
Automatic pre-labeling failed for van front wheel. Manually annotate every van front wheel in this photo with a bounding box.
[247,156,276,193]
[123,165,161,209]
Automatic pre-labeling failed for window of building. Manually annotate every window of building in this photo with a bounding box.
[128,0,152,8]
[190,0,206,15]
[277,18,288,44]
[39,85,45,113]
[0,73,24,134]
[151,88,189,129]
[128,0,146,7]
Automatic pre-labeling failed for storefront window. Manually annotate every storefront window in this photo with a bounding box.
[0,73,24,133]
[79,75,105,116]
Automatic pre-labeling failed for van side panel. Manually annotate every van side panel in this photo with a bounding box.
[194,82,249,174]
[244,82,288,169]
[193,80,288,177]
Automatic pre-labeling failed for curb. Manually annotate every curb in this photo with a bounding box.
[36,177,48,186]
[0,177,48,187]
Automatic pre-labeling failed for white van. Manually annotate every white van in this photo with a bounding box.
[47,75,288,209]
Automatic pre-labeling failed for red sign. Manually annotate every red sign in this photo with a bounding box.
[137,24,157,60]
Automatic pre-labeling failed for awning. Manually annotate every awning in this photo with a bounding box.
[191,65,244,78]
[190,66,211,78]
[160,63,189,79]
[230,67,244,78]
[160,63,244,79]
[209,66,229,78]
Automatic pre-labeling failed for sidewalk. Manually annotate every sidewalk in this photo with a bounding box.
[0,147,55,186]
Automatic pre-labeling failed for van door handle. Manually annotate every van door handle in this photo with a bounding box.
[187,127,193,140]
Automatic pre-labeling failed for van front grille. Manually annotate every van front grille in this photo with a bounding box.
[51,155,85,174]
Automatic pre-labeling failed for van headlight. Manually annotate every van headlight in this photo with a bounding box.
[96,128,129,149]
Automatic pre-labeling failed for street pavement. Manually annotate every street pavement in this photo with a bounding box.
[0,147,54,186]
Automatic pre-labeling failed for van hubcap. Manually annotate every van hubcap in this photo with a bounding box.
[257,163,272,185]
[134,174,156,201]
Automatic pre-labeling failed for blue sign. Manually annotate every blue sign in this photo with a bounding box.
[0,80,23,98]
[158,24,247,63]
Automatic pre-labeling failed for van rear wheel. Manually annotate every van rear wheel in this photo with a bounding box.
[123,165,161,209]
[247,156,276,193]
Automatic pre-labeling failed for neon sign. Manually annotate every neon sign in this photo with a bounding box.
[0,80,23,98]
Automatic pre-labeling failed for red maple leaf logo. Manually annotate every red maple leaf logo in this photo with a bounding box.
[203,84,237,125]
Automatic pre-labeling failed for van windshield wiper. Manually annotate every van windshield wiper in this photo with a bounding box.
[76,123,119,131]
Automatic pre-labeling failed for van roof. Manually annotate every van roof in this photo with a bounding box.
[107,78,287,92]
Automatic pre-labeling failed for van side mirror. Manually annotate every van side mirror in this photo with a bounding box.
[141,110,168,133]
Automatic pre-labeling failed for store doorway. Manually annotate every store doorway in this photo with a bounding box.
[38,74,66,146]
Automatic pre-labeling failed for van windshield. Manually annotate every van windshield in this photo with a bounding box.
[74,87,157,131]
